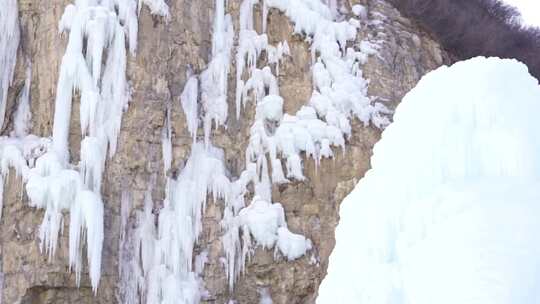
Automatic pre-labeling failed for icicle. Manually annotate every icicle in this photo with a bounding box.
[27,165,83,260]
[69,190,104,292]
[180,75,199,141]
[200,0,234,145]
[118,189,141,304]
[324,0,339,20]
[0,175,3,220]
[0,0,20,130]
[0,0,171,295]
[80,136,106,192]
[262,0,269,33]
[133,0,387,297]
[116,0,140,55]
[40,0,169,291]
[162,104,172,175]
[137,142,230,304]
[12,62,32,138]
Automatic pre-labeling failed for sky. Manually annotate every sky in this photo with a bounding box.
[503,0,540,27]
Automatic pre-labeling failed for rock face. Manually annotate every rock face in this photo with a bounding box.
[0,0,451,303]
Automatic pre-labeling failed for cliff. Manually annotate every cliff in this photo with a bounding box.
[0,0,450,303]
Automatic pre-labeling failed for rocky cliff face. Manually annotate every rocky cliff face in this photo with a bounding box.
[1,0,451,303]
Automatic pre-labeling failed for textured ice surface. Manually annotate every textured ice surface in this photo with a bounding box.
[318,57,540,304]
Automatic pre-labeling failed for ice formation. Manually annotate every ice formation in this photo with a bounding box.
[162,105,173,174]
[134,0,391,301]
[258,288,273,304]
[200,0,234,145]
[139,0,170,18]
[0,0,169,293]
[317,57,540,304]
[2,0,389,300]
[11,63,32,138]
[236,0,390,188]
[0,136,49,220]
[180,75,199,141]
[146,144,228,303]
[54,1,130,163]
[0,0,20,130]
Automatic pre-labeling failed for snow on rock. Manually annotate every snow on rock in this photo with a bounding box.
[230,192,311,264]
[139,0,170,19]
[257,95,283,122]
[238,196,286,249]
[317,57,540,304]
[0,136,49,178]
[275,227,313,261]
[0,0,20,130]
[351,4,367,20]
[0,135,49,219]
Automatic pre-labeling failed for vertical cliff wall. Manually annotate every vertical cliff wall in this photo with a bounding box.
[0,0,451,303]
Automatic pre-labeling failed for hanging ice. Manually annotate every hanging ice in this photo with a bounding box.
[180,75,199,141]
[0,0,20,130]
[200,0,234,145]
[69,190,104,292]
[258,288,273,304]
[135,0,383,299]
[317,57,540,304]
[162,105,173,174]
[11,63,32,138]
[235,0,390,189]
[135,143,230,304]
[0,135,49,220]
[17,0,170,292]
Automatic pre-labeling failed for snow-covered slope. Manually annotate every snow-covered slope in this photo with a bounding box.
[317,57,540,304]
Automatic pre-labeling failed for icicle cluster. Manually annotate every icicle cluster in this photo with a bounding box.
[53,0,168,163]
[221,0,390,290]
[0,136,49,219]
[236,0,390,187]
[193,0,235,145]
[134,144,228,304]
[0,0,169,293]
[1,0,390,301]
[134,0,390,301]
[131,1,320,301]
[0,0,20,130]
